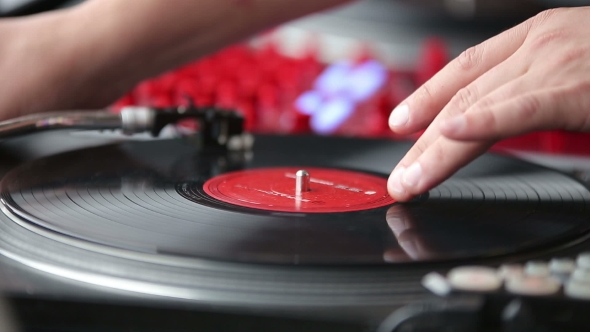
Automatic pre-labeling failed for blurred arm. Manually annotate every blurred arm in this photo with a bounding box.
[0,0,353,120]
[73,0,354,95]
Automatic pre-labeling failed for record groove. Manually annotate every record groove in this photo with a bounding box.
[0,135,589,305]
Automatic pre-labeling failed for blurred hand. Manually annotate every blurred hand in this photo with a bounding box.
[387,7,590,201]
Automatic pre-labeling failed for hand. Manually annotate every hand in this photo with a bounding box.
[387,7,590,201]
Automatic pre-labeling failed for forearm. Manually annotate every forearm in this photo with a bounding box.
[0,0,352,120]
[72,0,354,87]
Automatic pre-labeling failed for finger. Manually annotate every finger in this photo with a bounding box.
[437,74,535,139]
[412,54,530,135]
[388,21,533,200]
[399,55,528,153]
[388,55,530,199]
[388,19,533,135]
[390,138,492,199]
[441,84,590,141]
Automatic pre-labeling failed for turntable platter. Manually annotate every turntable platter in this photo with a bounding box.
[1,134,589,266]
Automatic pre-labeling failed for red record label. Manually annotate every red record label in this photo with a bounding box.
[203,167,395,213]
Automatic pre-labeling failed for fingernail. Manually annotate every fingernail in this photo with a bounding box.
[389,104,409,127]
[441,115,466,134]
[388,166,406,194]
[403,163,422,188]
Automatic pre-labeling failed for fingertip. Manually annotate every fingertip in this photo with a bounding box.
[401,162,422,189]
[399,162,433,198]
[387,166,406,197]
[388,166,415,202]
[389,104,410,130]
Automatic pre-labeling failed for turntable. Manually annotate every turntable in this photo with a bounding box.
[0,106,590,331]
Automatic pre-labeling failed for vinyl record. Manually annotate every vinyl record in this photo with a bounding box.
[1,134,589,266]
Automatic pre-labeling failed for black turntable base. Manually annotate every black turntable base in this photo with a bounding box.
[0,131,590,331]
